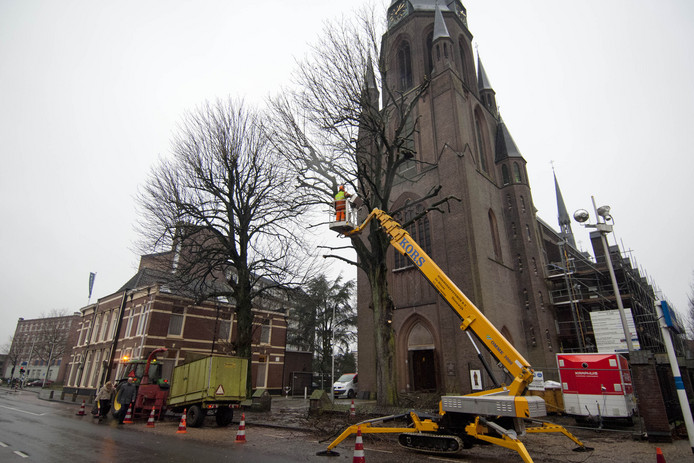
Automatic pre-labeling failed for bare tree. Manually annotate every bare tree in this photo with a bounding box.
[4,336,27,381]
[269,7,455,405]
[137,98,313,395]
[33,309,71,386]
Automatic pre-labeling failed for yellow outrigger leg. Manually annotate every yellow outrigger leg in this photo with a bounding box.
[525,420,593,451]
[464,416,534,463]
[316,412,439,456]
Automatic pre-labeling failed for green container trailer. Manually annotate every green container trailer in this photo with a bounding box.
[167,355,248,427]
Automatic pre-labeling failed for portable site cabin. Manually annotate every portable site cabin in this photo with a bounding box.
[557,353,636,420]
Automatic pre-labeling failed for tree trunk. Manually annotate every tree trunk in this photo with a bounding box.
[369,259,398,406]
[235,272,254,398]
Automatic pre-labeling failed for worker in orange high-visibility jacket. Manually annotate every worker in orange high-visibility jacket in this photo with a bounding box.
[334,185,351,221]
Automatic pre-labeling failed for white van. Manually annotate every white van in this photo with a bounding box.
[333,373,358,398]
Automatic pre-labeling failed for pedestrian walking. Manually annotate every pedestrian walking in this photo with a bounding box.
[116,377,137,424]
[96,381,115,422]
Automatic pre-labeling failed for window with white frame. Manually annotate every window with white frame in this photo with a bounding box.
[110,310,118,338]
[100,313,109,341]
[124,309,135,338]
[90,314,101,343]
[136,303,149,336]
[168,308,184,336]
[219,320,231,342]
[260,319,271,344]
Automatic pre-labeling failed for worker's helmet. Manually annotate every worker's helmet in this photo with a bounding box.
[339,185,345,191]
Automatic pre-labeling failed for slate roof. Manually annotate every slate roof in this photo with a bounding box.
[495,119,523,162]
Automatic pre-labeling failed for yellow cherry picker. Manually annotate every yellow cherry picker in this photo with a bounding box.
[318,207,591,463]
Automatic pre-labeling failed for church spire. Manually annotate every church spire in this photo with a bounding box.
[433,2,450,41]
[431,1,454,74]
[477,53,497,116]
[554,169,576,248]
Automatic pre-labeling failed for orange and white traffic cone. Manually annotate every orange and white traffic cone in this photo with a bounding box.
[76,400,86,416]
[176,409,187,434]
[235,413,247,442]
[123,403,134,424]
[146,406,156,428]
[353,426,365,463]
[656,447,666,463]
[350,399,356,417]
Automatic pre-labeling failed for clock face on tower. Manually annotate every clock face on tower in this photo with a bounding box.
[387,0,409,26]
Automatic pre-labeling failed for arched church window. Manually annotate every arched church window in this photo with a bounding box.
[526,224,531,242]
[532,257,538,275]
[488,209,502,261]
[520,195,526,213]
[396,113,416,179]
[426,31,433,74]
[394,203,432,270]
[513,162,522,183]
[530,326,537,346]
[511,222,517,237]
[474,112,489,173]
[397,41,413,91]
[502,165,510,185]
[458,38,468,85]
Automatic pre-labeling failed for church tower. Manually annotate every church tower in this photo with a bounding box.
[357,0,558,397]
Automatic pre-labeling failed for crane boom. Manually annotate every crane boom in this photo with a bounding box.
[320,207,591,462]
[345,208,533,396]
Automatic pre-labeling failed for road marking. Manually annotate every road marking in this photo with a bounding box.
[0,405,45,416]
[427,457,459,462]
[265,434,286,439]
[14,451,29,458]
[0,442,8,447]
[366,449,393,454]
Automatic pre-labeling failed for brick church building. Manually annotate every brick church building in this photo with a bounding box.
[357,0,572,397]
[356,5,691,443]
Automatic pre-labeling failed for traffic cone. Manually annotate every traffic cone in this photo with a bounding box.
[353,426,365,463]
[656,447,666,463]
[176,409,187,434]
[123,403,134,424]
[235,413,246,442]
[350,399,356,417]
[76,400,86,416]
[146,406,156,428]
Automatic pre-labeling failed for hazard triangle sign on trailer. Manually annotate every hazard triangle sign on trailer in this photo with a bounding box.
[215,384,225,395]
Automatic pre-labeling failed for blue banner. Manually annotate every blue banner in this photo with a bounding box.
[88,272,96,300]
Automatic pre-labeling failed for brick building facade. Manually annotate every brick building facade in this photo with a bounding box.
[3,313,80,383]
[65,251,289,395]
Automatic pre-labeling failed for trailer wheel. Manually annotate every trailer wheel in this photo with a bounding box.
[187,405,205,427]
[216,407,233,427]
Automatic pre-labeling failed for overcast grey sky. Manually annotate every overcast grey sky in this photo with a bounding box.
[1,0,692,347]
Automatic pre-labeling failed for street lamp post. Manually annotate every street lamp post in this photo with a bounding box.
[574,197,634,353]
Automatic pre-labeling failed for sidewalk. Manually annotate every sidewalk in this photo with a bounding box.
[31,386,377,430]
